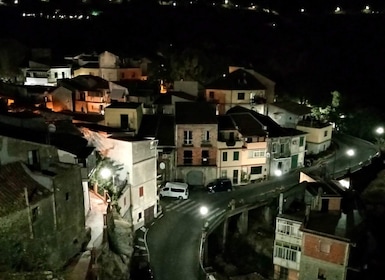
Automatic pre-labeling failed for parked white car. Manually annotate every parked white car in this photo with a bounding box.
[159,182,189,200]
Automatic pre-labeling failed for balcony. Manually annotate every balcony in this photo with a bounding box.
[201,140,212,147]
[180,158,216,166]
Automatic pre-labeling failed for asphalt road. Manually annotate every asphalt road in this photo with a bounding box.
[146,133,380,280]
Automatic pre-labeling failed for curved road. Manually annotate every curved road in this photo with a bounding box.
[146,133,379,280]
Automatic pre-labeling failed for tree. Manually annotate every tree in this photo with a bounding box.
[89,154,124,209]
[310,90,342,122]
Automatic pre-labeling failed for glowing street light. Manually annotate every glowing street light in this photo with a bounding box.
[375,126,384,151]
[376,126,384,136]
[275,169,282,177]
[346,149,355,172]
[200,206,208,216]
[200,206,209,230]
[100,167,116,201]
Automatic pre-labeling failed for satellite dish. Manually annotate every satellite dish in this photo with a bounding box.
[48,123,56,133]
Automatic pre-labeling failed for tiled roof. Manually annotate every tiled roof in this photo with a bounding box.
[106,102,142,109]
[113,80,158,97]
[138,114,175,147]
[0,162,51,217]
[227,106,305,137]
[59,75,109,91]
[205,69,266,90]
[228,113,267,137]
[175,102,217,124]
[270,101,312,116]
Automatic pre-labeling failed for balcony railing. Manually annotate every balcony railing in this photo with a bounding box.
[181,158,216,166]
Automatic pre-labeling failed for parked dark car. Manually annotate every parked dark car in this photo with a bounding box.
[206,178,233,193]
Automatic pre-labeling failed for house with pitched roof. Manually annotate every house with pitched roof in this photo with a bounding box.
[205,67,276,115]
[70,51,149,81]
[52,75,111,114]
[175,102,218,185]
[217,113,269,185]
[267,101,312,128]
[227,106,307,177]
[0,133,89,270]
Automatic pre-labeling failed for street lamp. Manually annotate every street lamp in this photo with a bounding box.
[346,149,355,172]
[100,167,116,201]
[274,169,282,177]
[200,206,209,230]
[375,126,384,151]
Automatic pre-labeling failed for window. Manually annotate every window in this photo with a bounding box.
[249,150,265,158]
[171,188,184,193]
[318,268,327,280]
[31,206,39,222]
[278,267,288,279]
[138,212,142,221]
[319,241,331,253]
[139,186,144,197]
[209,91,214,99]
[300,136,305,146]
[233,151,239,161]
[202,150,209,165]
[62,72,65,78]
[237,92,245,100]
[324,130,328,137]
[65,192,70,201]
[223,152,228,162]
[184,130,193,145]
[250,166,262,174]
[184,150,193,164]
[221,170,227,178]
[202,131,210,142]
[54,72,58,78]
[124,197,127,206]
